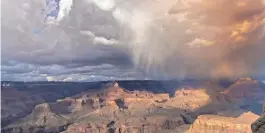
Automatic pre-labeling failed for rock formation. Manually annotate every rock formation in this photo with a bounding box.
[2,103,69,133]
[223,77,265,100]
[2,80,265,133]
[63,115,189,133]
[165,88,211,110]
[188,112,259,133]
[1,87,45,127]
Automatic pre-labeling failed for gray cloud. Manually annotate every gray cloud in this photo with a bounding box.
[1,0,140,81]
[1,0,265,81]
[1,60,146,81]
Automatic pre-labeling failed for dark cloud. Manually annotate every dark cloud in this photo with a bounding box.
[1,0,138,81]
[1,0,265,81]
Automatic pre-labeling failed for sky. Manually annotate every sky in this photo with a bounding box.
[1,0,265,81]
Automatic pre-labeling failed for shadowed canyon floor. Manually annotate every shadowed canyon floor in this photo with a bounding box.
[1,78,265,133]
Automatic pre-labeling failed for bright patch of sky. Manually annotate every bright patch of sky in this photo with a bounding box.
[43,0,74,23]
[45,0,60,18]
[33,0,73,34]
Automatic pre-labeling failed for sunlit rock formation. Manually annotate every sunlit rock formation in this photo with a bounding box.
[2,80,265,133]
[165,88,211,110]
[188,112,259,133]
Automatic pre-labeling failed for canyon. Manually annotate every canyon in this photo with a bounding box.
[1,78,264,133]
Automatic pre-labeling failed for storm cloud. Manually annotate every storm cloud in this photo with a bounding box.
[1,0,265,81]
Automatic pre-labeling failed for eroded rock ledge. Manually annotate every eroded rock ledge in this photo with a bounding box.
[188,112,259,133]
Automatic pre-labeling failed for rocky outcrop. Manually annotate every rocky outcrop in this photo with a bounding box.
[1,87,45,127]
[2,103,70,133]
[222,78,265,114]
[4,79,265,133]
[22,103,68,126]
[161,118,185,130]
[224,77,265,100]
[252,101,265,133]
[1,81,111,127]
[188,112,259,133]
[50,96,96,116]
[64,122,108,133]
[63,115,188,133]
[252,116,265,133]
[106,87,125,100]
[165,88,211,110]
